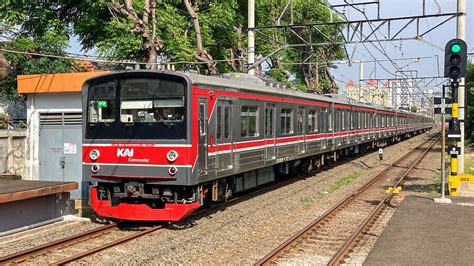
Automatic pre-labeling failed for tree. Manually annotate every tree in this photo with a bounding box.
[183,0,217,74]
[255,0,345,93]
[465,61,473,140]
[1,0,344,95]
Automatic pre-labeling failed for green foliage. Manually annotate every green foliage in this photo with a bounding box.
[0,0,344,96]
[1,30,75,99]
[465,61,474,139]
[255,0,344,93]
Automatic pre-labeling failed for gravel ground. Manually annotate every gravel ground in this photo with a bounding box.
[344,140,441,265]
[0,219,102,257]
[72,132,434,265]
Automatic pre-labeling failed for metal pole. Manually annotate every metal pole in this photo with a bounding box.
[441,111,446,198]
[435,86,451,204]
[359,60,364,101]
[248,0,255,75]
[457,0,466,174]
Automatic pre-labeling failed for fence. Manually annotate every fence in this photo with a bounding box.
[0,129,26,178]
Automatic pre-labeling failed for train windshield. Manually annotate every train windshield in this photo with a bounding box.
[86,76,187,140]
[120,78,185,123]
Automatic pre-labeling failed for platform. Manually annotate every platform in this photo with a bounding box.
[364,195,474,265]
[0,180,78,234]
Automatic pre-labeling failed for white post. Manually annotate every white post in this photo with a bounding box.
[359,60,364,102]
[457,0,466,174]
[248,0,255,75]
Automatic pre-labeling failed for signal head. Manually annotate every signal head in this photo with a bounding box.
[444,38,467,79]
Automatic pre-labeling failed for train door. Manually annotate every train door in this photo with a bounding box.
[328,106,334,149]
[215,100,233,171]
[297,106,305,153]
[198,98,208,175]
[264,103,276,160]
[320,108,326,149]
[334,109,341,147]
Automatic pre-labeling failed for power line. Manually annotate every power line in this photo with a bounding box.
[0,48,245,66]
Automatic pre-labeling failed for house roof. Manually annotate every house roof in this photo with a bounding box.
[17,71,109,94]
[345,80,356,88]
[367,79,377,86]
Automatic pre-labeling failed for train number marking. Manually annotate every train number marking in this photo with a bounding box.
[276,156,290,163]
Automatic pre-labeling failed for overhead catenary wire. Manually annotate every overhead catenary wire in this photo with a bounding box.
[0,48,245,66]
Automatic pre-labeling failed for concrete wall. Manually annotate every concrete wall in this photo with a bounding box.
[0,130,26,178]
[25,92,82,180]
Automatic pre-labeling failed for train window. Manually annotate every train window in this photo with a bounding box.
[308,110,318,132]
[88,81,116,123]
[358,112,361,129]
[341,111,345,130]
[265,107,274,136]
[120,78,185,123]
[217,106,222,139]
[297,108,304,134]
[241,106,258,137]
[321,108,326,132]
[224,106,230,138]
[328,110,333,131]
[281,108,293,134]
[199,103,206,136]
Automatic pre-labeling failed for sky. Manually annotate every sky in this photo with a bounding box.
[327,0,473,93]
[67,0,472,95]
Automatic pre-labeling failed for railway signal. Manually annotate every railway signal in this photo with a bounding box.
[442,38,473,197]
[444,39,467,79]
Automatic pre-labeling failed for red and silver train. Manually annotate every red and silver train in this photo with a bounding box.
[82,71,433,221]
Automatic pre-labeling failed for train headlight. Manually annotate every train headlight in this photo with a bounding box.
[166,150,179,162]
[89,149,100,161]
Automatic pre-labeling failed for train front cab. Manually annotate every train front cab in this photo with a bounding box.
[82,71,201,221]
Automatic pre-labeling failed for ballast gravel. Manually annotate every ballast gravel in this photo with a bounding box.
[344,141,441,265]
[0,219,102,257]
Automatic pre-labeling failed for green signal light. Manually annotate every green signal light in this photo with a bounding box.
[451,43,461,53]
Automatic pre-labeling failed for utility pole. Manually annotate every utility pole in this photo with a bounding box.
[359,60,364,102]
[248,0,255,75]
[457,0,466,174]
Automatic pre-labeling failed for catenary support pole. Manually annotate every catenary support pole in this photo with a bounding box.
[457,0,466,174]
[359,60,364,101]
[248,0,255,75]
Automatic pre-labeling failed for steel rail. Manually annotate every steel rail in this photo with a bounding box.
[50,225,165,265]
[328,136,439,265]
[255,134,438,265]
[0,223,118,264]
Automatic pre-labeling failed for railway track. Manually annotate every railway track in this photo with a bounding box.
[0,223,164,265]
[0,134,436,265]
[256,134,439,266]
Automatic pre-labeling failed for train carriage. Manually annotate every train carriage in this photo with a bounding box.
[82,71,432,221]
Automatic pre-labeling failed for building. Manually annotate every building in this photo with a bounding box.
[342,79,390,106]
[343,80,358,100]
[17,71,107,200]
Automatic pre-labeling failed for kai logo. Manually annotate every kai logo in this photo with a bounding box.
[117,148,134,157]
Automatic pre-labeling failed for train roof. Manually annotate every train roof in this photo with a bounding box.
[84,70,428,117]
[184,72,425,117]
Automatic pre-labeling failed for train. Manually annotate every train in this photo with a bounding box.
[82,70,433,221]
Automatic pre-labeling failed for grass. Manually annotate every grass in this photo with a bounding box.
[464,156,474,175]
[429,174,441,196]
[330,171,362,193]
